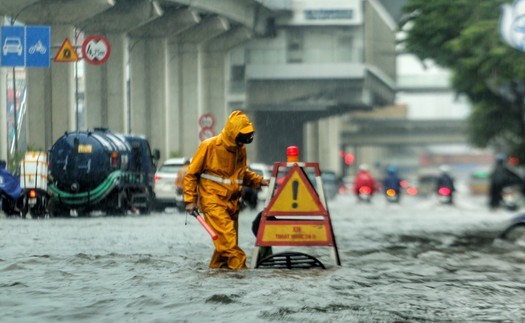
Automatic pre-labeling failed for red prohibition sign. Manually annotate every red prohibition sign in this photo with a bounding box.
[82,35,111,65]
[199,113,216,129]
[199,128,216,141]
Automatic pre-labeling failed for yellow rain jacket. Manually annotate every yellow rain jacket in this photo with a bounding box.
[184,110,264,269]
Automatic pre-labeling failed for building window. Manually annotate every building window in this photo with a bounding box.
[287,31,303,63]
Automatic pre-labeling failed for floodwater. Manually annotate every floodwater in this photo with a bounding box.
[1,189,525,322]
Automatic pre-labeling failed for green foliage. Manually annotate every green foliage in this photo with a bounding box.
[400,0,525,161]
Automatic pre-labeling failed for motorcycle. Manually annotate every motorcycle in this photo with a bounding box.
[501,185,520,211]
[437,186,453,205]
[19,152,50,218]
[385,188,400,203]
[20,188,48,217]
[356,185,373,203]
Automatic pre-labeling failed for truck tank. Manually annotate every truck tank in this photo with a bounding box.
[48,128,131,193]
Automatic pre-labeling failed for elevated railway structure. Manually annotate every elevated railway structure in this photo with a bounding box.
[342,119,468,146]
[0,0,398,173]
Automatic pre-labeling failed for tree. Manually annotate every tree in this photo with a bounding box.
[400,0,525,161]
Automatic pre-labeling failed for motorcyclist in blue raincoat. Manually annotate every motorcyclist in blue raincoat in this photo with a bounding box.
[0,160,21,214]
[383,166,402,201]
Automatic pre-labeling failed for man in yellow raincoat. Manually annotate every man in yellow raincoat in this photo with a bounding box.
[184,110,269,269]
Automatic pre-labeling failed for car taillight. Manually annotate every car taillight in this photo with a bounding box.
[359,186,372,194]
[406,187,418,196]
[438,187,451,196]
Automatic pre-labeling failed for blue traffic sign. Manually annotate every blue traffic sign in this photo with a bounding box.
[0,25,50,68]
[26,26,50,68]
[1,26,25,67]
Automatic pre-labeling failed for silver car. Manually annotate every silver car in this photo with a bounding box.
[154,157,189,211]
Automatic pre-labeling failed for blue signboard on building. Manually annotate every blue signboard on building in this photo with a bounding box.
[0,25,50,68]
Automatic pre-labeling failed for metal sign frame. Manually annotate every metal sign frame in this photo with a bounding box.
[251,162,341,267]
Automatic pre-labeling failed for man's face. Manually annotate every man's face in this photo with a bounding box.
[236,132,254,146]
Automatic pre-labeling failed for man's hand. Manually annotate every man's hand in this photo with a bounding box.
[185,202,198,214]
[261,179,270,186]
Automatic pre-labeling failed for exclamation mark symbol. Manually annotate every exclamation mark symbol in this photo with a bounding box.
[292,180,299,209]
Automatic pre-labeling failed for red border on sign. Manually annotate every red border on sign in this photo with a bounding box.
[199,113,216,129]
[255,162,336,247]
[82,35,111,65]
[54,38,80,62]
[266,164,327,215]
[199,127,216,141]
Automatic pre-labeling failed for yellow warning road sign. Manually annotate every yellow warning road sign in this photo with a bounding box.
[253,161,340,266]
[54,38,79,62]
[267,165,326,214]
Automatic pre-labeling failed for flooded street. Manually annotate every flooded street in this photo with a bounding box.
[1,191,525,322]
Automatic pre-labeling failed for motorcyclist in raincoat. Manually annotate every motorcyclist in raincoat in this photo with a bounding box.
[435,164,456,204]
[184,110,269,269]
[353,163,377,198]
[383,166,402,202]
[489,154,522,210]
[0,160,21,215]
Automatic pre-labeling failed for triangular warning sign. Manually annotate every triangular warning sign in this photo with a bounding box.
[54,38,79,62]
[267,164,326,214]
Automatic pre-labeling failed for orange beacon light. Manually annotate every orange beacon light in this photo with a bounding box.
[287,146,299,163]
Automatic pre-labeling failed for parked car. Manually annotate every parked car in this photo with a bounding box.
[154,157,189,211]
[319,170,341,200]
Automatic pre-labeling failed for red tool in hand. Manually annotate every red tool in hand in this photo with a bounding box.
[191,210,218,240]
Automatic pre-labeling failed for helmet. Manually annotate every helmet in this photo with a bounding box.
[439,165,450,173]
[359,163,369,171]
[387,166,397,174]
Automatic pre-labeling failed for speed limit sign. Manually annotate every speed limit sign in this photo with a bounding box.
[82,35,111,65]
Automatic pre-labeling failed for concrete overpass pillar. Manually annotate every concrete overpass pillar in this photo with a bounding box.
[85,33,128,133]
[26,25,75,150]
[201,48,228,132]
[318,116,342,174]
[202,27,253,139]
[178,42,201,157]
[304,121,319,162]
[175,16,231,158]
[166,39,182,159]
[129,37,168,154]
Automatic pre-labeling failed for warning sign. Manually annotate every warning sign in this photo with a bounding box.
[252,161,341,266]
[54,38,79,62]
[267,165,326,215]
